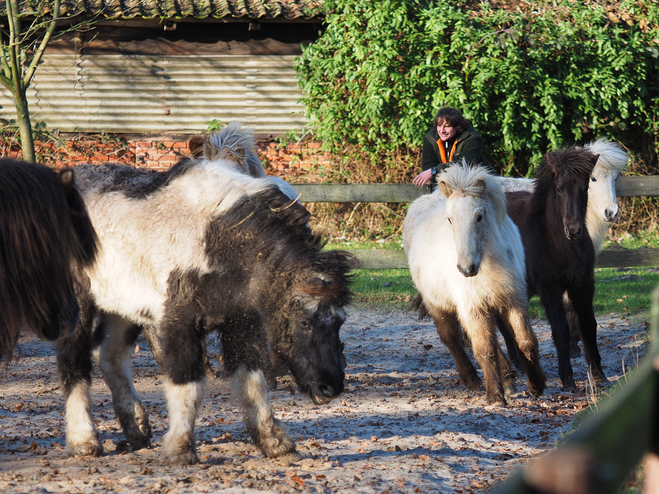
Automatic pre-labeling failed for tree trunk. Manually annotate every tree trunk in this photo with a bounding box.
[12,86,35,162]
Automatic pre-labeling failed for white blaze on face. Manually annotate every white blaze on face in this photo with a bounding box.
[445,193,488,278]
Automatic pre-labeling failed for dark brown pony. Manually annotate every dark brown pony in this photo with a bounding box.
[505,147,607,391]
[0,159,97,364]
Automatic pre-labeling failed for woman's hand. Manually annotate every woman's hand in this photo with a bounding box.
[413,169,433,187]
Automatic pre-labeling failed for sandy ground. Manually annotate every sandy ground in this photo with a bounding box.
[0,308,650,494]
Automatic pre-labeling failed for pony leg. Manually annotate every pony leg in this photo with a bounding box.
[221,314,295,457]
[233,366,296,457]
[539,287,576,391]
[96,314,152,450]
[460,312,506,406]
[496,313,524,371]
[160,314,206,465]
[56,292,102,457]
[563,293,583,358]
[565,287,607,384]
[430,309,482,391]
[141,324,166,370]
[501,307,546,398]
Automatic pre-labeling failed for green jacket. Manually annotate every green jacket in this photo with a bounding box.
[421,125,492,172]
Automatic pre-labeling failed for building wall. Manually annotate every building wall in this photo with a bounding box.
[0,133,333,179]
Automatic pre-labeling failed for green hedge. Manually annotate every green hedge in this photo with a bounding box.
[296,0,659,176]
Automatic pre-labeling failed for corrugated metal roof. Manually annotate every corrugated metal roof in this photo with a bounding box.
[0,53,308,134]
[0,0,325,20]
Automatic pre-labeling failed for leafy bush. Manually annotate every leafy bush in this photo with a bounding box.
[296,0,659,176]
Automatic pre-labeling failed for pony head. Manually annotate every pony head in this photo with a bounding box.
[203,121,266,178]
[582,138,629,223]
[437,162,506,277]
[275,250,355,405]
[536,147,599,240]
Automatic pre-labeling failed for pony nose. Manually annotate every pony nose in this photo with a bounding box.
[564,224,582,240]
[319,381,343,399]
[458,262,479,277]
[604,207,618,222]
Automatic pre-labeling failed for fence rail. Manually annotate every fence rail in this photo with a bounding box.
[490,286,659,494]
[293,176,659,269]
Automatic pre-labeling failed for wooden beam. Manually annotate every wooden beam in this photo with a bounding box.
[596,249,659,268]
[294,176,659,203]
[616,176,659,197]
[294,183,427,203]
[350,248,659,269]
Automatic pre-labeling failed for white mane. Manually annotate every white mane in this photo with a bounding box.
[204,121,266,178]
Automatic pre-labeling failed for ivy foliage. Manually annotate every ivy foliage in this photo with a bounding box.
[295,0,659,176]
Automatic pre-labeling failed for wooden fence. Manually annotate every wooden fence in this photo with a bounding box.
[293,176,659,269]
[489,286,659,494]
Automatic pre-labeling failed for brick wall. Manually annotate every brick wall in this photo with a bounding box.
[0,133,334,180]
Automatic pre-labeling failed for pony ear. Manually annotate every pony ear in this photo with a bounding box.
[590,153,600,168]
[473,179,486,197]
[438,180,453,198]
[188,134,205,158]
[57,168,74,188]
[203,139,218,160]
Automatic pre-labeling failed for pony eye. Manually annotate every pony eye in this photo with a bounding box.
[447,217,452,224]
[590,176,597,182]
[476,214,483,222]
[556,186,563,194]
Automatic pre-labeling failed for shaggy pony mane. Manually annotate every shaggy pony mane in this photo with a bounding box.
[206,186,355,307]
[532,147,598,215]
[204,121,265,178]
[437,162,508,226]
[581,138,628,173]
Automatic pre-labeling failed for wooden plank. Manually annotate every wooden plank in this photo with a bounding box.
[294,177,659,203]
[294,183,427,203]
[596,249,659,267]
[351,249,408,269]
[617,176,659,197]
[350,248,659,269]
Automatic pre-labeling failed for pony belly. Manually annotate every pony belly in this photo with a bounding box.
[88,262,166,325]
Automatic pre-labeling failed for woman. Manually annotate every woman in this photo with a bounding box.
[413,107,492,188]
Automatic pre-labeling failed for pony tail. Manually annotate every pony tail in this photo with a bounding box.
[57,168,98,267]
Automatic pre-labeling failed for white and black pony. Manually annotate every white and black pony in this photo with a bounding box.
[0,159,97,364]
[61,152,354,464]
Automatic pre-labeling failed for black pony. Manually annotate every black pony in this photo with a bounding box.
[59,148,355,465]
[0,158,97,363]
[505,147,607,391]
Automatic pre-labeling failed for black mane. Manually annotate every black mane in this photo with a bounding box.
[205,186,355,306]
[530,146,597,216]
[79,158,197,200]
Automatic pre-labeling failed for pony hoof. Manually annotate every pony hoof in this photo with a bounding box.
[126,422,152,450]
[69,441,103,458]
[569,343,582,359]
[465,379,484,392]
[165,449,199,466]
[259,433,297,458]
[561,380,577,392]
[484,396,506,407]
[527,385,545,398]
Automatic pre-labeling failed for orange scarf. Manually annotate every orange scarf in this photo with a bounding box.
[437,138,457,164]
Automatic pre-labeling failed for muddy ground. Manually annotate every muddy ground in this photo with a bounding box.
[0,309,649,493]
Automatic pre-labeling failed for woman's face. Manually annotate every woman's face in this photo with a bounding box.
[436,120,458,142]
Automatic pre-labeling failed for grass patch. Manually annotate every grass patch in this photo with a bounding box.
[345,262,659,321]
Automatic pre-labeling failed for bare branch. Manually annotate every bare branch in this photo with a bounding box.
[24,0,60,86]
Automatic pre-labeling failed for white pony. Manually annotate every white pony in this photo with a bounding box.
[404,162,545,405]
[499,138,629,253]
